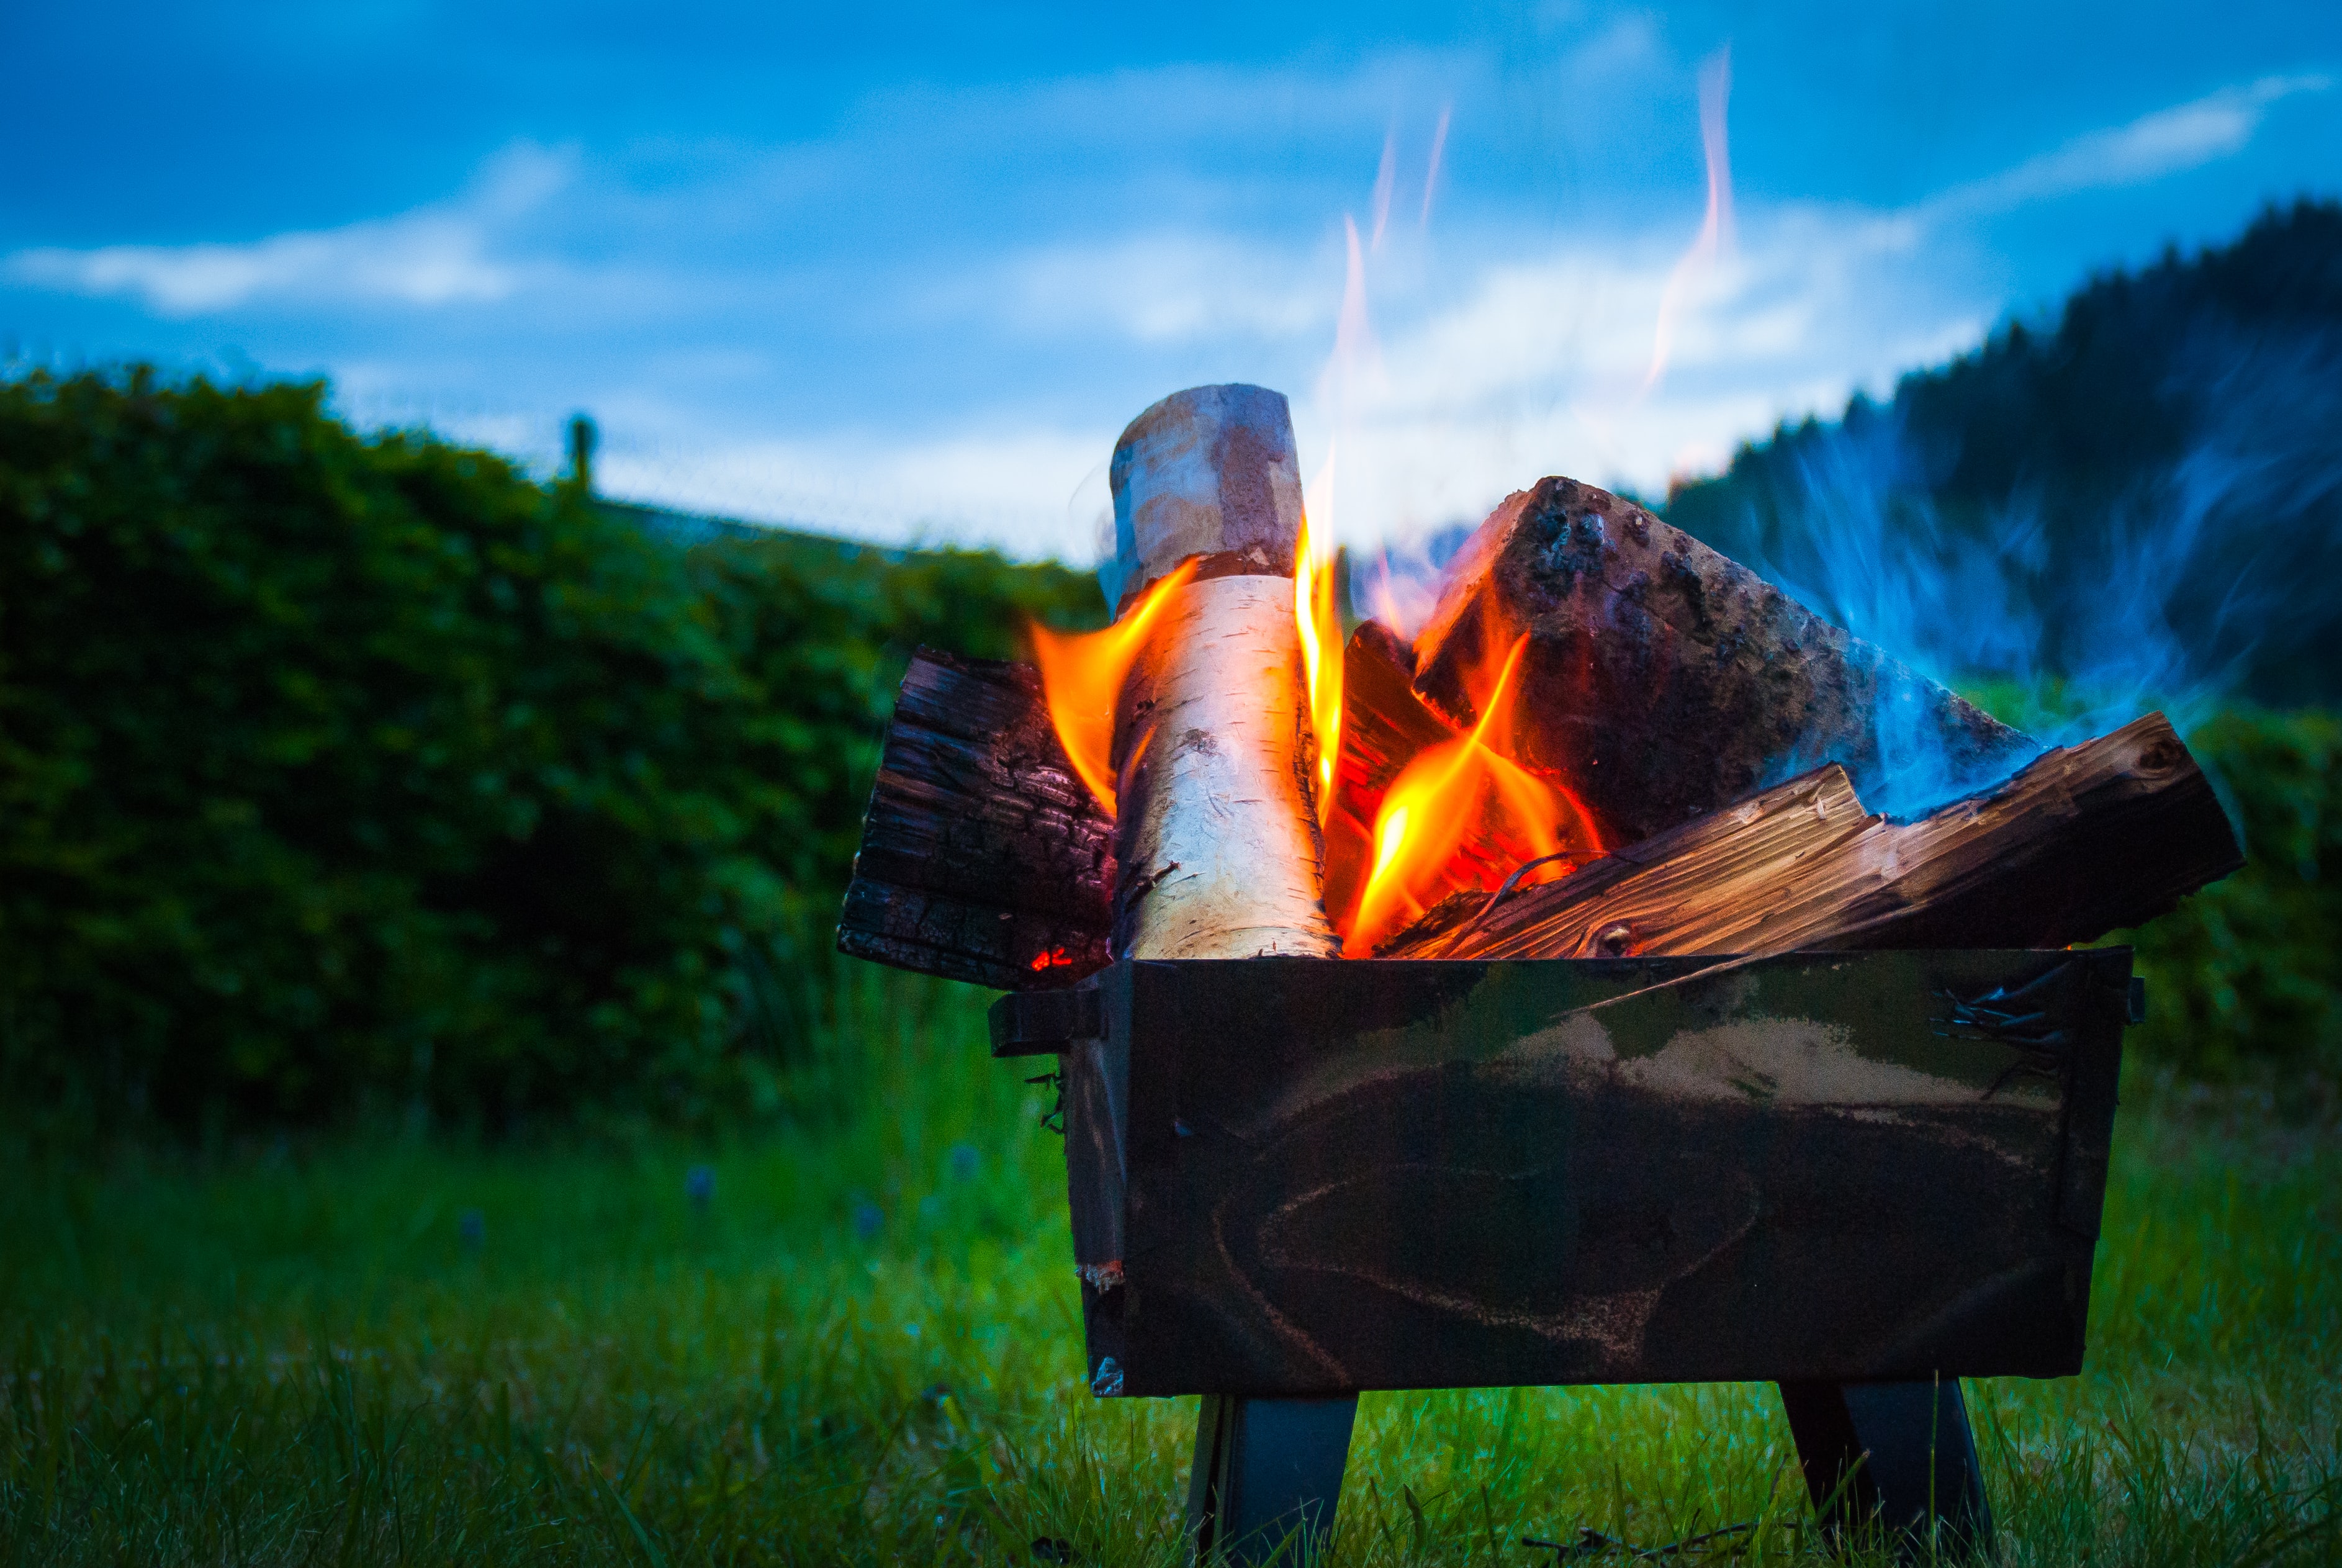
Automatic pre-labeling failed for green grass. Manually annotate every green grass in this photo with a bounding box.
[3,972,2336,1565]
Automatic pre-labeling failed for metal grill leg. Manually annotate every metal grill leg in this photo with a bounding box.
[1186,1394,1358,1564]
[1779,1379,1994,1559]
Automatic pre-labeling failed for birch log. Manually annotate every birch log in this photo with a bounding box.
[1104,384,1337,961]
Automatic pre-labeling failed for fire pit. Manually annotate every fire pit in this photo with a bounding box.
[838,385,2240,1562]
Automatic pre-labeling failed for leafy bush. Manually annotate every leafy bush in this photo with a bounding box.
[2115,708,2342,1081]
[0,367,1099,1136]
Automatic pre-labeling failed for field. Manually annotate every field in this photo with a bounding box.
[4,969,2336,1566]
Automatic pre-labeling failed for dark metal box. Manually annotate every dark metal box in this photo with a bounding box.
[1017,950,2132,1399]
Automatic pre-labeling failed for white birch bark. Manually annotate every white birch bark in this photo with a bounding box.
[1113,575,1338,959]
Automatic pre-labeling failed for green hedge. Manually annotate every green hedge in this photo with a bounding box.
[2115,708,2342,1080]
[0,368,1100,1135]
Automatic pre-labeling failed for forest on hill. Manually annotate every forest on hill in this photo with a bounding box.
[1665,198,2342,710]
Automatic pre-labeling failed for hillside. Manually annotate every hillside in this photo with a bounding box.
[1665,199,2342,707]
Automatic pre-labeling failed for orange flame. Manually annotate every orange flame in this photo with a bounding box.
[1029,559,1199,816]
[1344,629,1600,952]
[1296,510,1344,822]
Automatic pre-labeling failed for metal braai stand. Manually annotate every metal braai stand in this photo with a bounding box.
[993,950,2140,1563]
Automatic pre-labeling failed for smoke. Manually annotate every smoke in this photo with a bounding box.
[1639,47,1735,397]
[1073,459,1120,611]
[1354,521,1477,641]
[1739,325,2342,818]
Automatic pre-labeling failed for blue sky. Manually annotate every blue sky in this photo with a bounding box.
[5,2,2337,565]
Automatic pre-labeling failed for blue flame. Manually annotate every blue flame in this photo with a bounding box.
[1728,325,2342,819]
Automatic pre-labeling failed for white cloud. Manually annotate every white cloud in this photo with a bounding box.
[992,233,1335,344]
[510,66,2335,561]
[1934,74,2331,217]
[593,425,1118,564]
[1270,200,1967,548]
[12,56,2317,570]
[4,145,572,316]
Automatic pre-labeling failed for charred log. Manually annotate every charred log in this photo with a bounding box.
[836,649,1114,989]
[1386,711,2243,960]
[1412,477,2037,846]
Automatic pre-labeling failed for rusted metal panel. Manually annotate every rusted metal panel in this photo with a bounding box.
[1047,949,2132,1398]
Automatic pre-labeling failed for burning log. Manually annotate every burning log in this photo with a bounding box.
[1384,711,2243,960]
[1319,621,1457,929]
[1412,476,2038,846]
[1101,385,1338,962]
[835,649,1114,990]
[1321,620,1605,934]
[834,385,1342,987]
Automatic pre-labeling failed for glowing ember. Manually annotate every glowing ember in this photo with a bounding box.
[1344,629,1602,952]
[1295,510,1344,821]
[1030,559,1199,816]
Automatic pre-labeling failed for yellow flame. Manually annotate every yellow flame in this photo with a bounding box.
[1370,804,1411,885]
[1295,505,1344,822]
[1029,559,1199,817]
[1348,632,1542,950]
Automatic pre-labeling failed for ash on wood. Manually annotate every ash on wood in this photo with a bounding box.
[836,648,1114,990]
[1063,949,2132,1397]
[1413,477,2038,845]
[1386,711,2243,961]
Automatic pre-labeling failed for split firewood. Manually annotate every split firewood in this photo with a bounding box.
[836,649,1114,990]
[1382,711,2242,960]
[1104,385,1338,961]
[1378,762,1865,957]
[1412,477,2038,847]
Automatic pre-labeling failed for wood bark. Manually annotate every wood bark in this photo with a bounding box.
[1412,476,2038,846]
[1105,385,1336,963]
[1106,382,1305,611]
[1110,576,1336,958]
[835,648,1114,990]
[1384,711,2243,960]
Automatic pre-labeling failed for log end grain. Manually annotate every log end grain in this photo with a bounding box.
[1107,384,1305,610]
